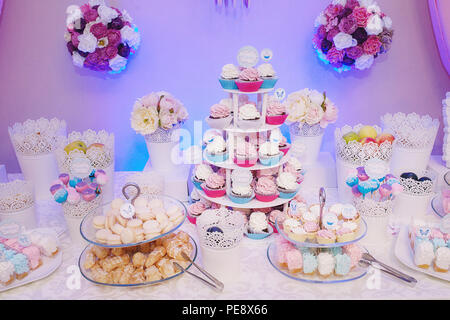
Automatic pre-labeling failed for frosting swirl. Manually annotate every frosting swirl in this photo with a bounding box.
[210,103,231,119]
[188,202,207,217]
[221,64,239,79]
[239,67,260,81]
[232,184,252,197]
[276,172,298,191]
[256,176,278,195]
[259,142,279,157]
[206,136,226,154]
[249,211,268,233]
[239,104,261,120]
[195,164,213,181]
[257,63,276,77]
[205,173,225,189]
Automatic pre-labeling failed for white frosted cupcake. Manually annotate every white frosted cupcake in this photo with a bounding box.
[318,252,335,278]
[192,164,213,189]
[276,172,298,198]
[259,142,283,166]
[205,136,229,163]
[238,104,261,129]
[248,211,269,234]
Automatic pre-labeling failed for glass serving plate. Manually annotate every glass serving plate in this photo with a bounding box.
[431,195,447,218]
[275,216,367,248]
[266,242,367,284]
[80,195,187,248]
[78,235,198,287]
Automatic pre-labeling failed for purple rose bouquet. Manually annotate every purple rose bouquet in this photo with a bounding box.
[65,0,140,74]
[313,0,393,72]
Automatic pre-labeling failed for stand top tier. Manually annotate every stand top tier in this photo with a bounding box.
[223,88,274,95]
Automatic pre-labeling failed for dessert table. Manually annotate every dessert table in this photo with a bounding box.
[1,172,449,300]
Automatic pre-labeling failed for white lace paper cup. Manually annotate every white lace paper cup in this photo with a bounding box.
[62,195,103,246]
[55,130,114,203]
[290,125,324,166]
[0,180,37,230]
[9,118,66,201]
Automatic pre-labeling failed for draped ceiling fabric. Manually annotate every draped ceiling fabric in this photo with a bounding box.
[429,0,450,75]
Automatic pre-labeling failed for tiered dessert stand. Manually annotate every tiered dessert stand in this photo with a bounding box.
[198,86,297,212]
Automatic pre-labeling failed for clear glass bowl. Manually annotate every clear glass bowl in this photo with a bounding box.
[275,217,367,248]
[80,195,187,248]
[266,242,367,284]
[78,235,198,287]
[431,195,447,218]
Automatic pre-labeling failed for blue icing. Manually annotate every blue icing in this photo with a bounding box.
[4,249,16,261]
[346,176,358,187]
[302,252,318,274]
[433,238,446,250]
[10,253,29,274]
[335,254,351,276]
[0,243,5,253]
[329,247,343,256]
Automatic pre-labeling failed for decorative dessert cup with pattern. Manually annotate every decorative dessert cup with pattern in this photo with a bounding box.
[260,77,278,89]
[381,113,439,177]
[205,115,233,130]
[205,150,229,163]
[201,184,226,198]
[335,124,393,203]
[277,187,299,199]
[227,191,255,205]
[266,113,288,125]
[8,118,67,201]
[233,156,258,168]
[237,117,263,130]
[279,143,291,156]
[289,123,324,166]
[218,78,239,90]
[192,176,204,190]
[259,152,283,166]
[55,129,114,203]
[0,180,36,230]
[235,80,264,93]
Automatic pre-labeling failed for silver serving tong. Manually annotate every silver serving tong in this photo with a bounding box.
[319,187,326,229]
[360,248,417,285]
[122,182,141,206]
[173,251,224,292]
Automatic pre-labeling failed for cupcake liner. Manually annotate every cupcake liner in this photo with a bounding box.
[278,187,298,199]
[233,156,258,168]
[227,191,254,204]
[205,115,233,130]
[255,192,279,202]
[205,150,229,163]
[260,77,278,89]
[235,80,264,92]
[191,176,204,190]
[218,78,239,90]
[245,224,273,240]
[279,144,291,156]
[237,118,263,130]
[187,214,197,225]
[259,152,283,166]
[268,221,279,234]
[266,113,288,125]
[201,184,226,198]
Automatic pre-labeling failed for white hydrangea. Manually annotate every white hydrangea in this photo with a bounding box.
[332,0,347,6]
[66,5,82,27]
[121,9,133,23]
[64,32,71,43]
[77,32,97,53]
[121,25,141,49]
[89,0,105,6]
[98,5,119,24]
[383,16,393,30]
[72,52,86,68]
[365,14,384,35]
[333,32,357,50]
[359,0,375,8]
[109,55,128,72]
[355,55,374,70]
[314,12,327,27]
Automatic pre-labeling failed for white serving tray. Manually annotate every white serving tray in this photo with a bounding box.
[394,226,449,282]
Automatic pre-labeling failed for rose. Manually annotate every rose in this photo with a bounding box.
[327,27,340,42]
[108,55,127,72]
[325,17,339,32]
[84,51,101,69]
[121,25,141,49]
[131,105,159,135]
[77,32,97,53]
[324,4,344,19]
[82,6,99,22]
[305,104,324,126]
[326,46,345,64]
[317,25,327,39]
[355,54,374,70]
[90,22,108,39]
[365,14,384,35]
[104,45,118,59]
[345,0,359,10]
[333,32,356,50]
[71,32,80,47]
[362,35,382,55]
[339,15,358,34]
[141,93,160,108]
[352,7,370,27]
[346,45,363,59]
[107,30,121,46]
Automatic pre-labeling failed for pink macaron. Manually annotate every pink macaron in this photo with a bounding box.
[75,181,89,193]
[81,188,96,202]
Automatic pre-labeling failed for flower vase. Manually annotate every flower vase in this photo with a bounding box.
[144,128,181,174]
[289,123,324,166]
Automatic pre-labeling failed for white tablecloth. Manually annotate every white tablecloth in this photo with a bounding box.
[1,172,449,300]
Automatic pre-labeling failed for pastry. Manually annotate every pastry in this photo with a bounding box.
[234,140,258,168]
[316,229,336,244]
[334,253,351,276]
[248,211,269,234]
[106,234,122,246]
[302,252,318,275]
[91,245,110,259]
[236,67,263,92]
[276,172,298,198]
[95,229,111,244]
[132,252,146,268]
[434,247,450,272]
[342,244,362,269]
[111,247,125,256]
[9,253,29,280]
[206,103,232,130]
[21,245,42,270]
[317,252,335,278]
[120,228,136,244]
[218,63,239,90]
[93,215,106,229]
[145,265,163,282]
[201,173,226,198]
[205,136,228,163]
[156,257,176,278]
[0,261,15,286]
[288,226,307,242]
[145,246,166,268]
[257,63,278,89]
[286,249,302,273]
[303,222,319,241]
[336,226,356,243]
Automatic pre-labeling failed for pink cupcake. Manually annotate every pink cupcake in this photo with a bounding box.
[201,173,226,198]
[205,103,232,130]
[235,67,263,92]
[342,244,363,269]
[266,98,288,125]
[187,202,208,225]
[268,209,284,233]
[278,136,291,156]
[255,176,279,202]
[234,141,258,168]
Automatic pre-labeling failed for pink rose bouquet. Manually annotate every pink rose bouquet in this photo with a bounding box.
[131,92,189,135]
[65,0,140,74]
[285,88,338,129]
[313,0,393,72]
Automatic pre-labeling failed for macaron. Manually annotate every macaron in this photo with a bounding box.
[106,234,121,245]
[134,228,145,242]
[105,214,116,231]
[95,169,106,178]
[134,197,148,209]
[69,177,82,188]
[111,198,124,211]
[93,216,106,229]
[50,184,63,195]
[127,219,143,231]
[111,223,124,235]
[81,188,96,202]
[95,229,111,244]
[75,181,89,193]
[89,183,101,195]
[95,172,108,185]
[120,228,135,244]
[54,188,68,203]
[67,191,81,205]
[58,173,70,185]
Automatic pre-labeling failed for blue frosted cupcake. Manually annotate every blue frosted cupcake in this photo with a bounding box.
[259,142,283,167]
[334,253,351,276]
[276,172,299,199]
[257,63,278,89]
[205,136,229,164]
[192,164,213,190]
[218,64,239,90]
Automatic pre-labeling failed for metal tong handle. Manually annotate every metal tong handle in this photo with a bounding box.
[122,182,141,206]
[359,260,416,284]
[178,251,224,292]
[319,187,326,230]
[362,252,417,284]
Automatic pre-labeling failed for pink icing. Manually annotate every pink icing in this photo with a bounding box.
[276,239,295,265]
[206,173,225,189]
[343,244,362,268]
[286,249,303,270]
[269,210,284,223]
[317,229,335,239]
[22,245,41,269]
[239,67,260,81]
[235,142,258,158]
[217,168,227,178]
[210,104,231,119]
[336,227,352,236]
[278,136,288,148]
[256,167,279,178]
[4,239,25,252]
[431,228,444,239]
[304,222,319,233]
[256,176,278,195]
[267,102,286,116]
[189,202,207,216]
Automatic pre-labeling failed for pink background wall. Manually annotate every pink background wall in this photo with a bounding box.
[0,0,449,172]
